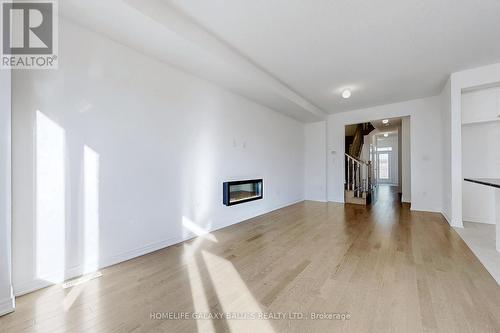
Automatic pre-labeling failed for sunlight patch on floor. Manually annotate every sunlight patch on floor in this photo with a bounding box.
[202,250,275,333]
[184,243,216,333]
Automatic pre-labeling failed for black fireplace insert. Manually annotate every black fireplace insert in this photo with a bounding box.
[223,179,263,206]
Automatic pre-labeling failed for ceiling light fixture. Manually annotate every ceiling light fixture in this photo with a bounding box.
[342,89,351,99]
[382,119,389,124]
[384,133,389,137]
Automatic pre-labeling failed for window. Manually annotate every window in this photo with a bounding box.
[377,147,392,152]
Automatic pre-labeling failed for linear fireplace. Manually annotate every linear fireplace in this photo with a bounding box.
[223,179,263,206]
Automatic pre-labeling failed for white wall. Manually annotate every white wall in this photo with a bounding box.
[0,70,14,315]
[401,117,411,203]
[360,135,370,162]
[304,121,327,201]
[327,96,443,212]
[359,129,378,180]
[11,19,305,295]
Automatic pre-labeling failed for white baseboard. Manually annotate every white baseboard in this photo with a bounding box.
[211,199,304,231]
[14,199,305,297]
[410,206,441,213]
[304,199,328,203]
[441,210,451,225]
[14,280,52,297]
[14,235,184,297]
[0,297,15,316]
[463,216,495,225]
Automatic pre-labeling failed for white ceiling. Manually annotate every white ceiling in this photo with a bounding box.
[61,0,500,121]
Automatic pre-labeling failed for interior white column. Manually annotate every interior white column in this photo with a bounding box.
[496,189,500,252]
[0,69,14,316]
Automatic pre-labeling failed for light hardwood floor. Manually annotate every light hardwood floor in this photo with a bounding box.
[2,186,500,332]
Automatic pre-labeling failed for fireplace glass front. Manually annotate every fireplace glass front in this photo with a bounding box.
[223,179,263,206]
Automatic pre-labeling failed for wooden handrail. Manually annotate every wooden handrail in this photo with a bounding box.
[345,153,369,166]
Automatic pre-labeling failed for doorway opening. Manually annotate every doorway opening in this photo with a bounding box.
[344,116,411,205]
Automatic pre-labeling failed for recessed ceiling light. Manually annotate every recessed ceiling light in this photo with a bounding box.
[384,133,389,137]
[382,119,389,124]
[342,89,351,99]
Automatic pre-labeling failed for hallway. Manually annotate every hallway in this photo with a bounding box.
[370,184,403,207]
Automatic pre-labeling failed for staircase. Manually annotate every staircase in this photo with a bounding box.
[345,123,376,205]
[345,154,374,205]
